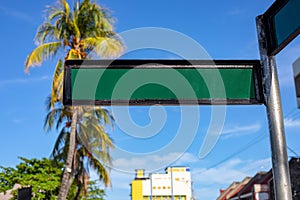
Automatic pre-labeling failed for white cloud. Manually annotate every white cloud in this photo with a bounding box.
[284,118,300,128]
[195,187,219,200]
[221,123,261,139]
[0,5,33,23]
[192,158,271,200]
[106,151,199,191]
[193,158,271,185]
[241,158,271,173]
[12,118,27,124]
[110,170,133,190]
[112,152,198,173]
[227,8,243,16]
[174,152,199,165]
[192,158,247,185]
[0,75,51,86]
[89,167,133,190]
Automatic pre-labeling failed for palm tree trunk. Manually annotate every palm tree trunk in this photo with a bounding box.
[74,182,82,200]
[58,107,78,200]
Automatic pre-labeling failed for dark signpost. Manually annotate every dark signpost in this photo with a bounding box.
[262,0,300,55]
[64,59,263,106]
[256,0,300,199]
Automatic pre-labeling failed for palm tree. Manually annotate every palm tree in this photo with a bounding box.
[25,0,123,199]
[45,104,114,199]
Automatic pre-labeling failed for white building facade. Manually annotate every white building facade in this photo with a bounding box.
[131,167,193,200]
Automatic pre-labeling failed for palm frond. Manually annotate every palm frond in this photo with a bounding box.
[44,105,71,132]
[47,5,65,21]
[52,129,71,163]
[50,59,64,106]
[77,1,115,38]
[34,22,58,45]
[48,0,70,21]
[44,107,63,132]
[61,0,70,20]
[46,1,73,42]
[87,155,111,187]
[25,42,62,72]
[84,36,123,58]
[91,123,113,147]
[77,123,90,152]
[55,107,71,130]
[94,107,114,127]
[51,128,68,159]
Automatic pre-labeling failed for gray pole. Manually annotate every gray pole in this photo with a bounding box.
[170,167,174,200]
[256,15,292,200]
[150,174,152,200]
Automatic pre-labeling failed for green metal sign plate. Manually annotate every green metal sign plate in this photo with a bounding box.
[262,0,300,55]
[63,60,263,106]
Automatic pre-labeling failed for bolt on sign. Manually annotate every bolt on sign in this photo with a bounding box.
[262,0,300,55]
[63,59,263,106]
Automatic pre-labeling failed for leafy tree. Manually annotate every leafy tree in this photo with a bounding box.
[0,157,76,199]
[24,0,123,199]
[84,180,106,200]
[0,166,15,194]
[0,158,106,199]
[70,180,106,200]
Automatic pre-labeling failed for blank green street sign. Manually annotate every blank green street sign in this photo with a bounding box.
[63,60,263,106]
[263,0,300,55]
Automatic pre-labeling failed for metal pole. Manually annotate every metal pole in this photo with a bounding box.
[256,15,292,200]
[150,174,152,200]
[170,167,174,200]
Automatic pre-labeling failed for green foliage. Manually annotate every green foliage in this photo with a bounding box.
[0,166,15,193]
[0,157,63,199]
[71,180,106,200]
[83,180,105,200]
[0,158,107,199]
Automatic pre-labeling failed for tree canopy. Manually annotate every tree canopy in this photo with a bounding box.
[0,157,68,199]
[0,157,106,199]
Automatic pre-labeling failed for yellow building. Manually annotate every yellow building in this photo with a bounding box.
[130,167,193,200]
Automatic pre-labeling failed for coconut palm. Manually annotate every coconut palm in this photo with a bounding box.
[45,103,114,199]
[25,0,123,105]
[25,0,123,199]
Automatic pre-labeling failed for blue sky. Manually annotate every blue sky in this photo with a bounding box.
[1,0,300,199]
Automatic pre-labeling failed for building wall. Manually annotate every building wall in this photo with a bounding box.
[132,179,143,200]
[290,158,300,199]
[131,167,192,200]
[221,158,300,200]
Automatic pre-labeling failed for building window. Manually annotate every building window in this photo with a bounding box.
[175,196,186,200]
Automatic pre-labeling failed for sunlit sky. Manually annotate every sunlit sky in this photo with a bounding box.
[1,0,300,199]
